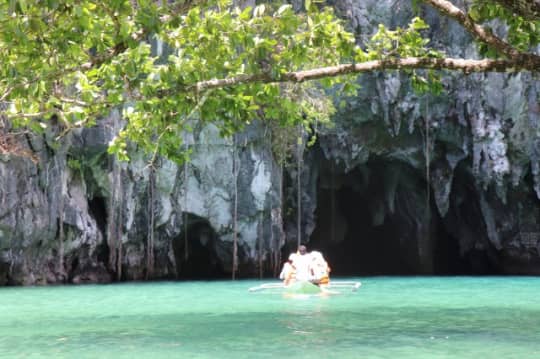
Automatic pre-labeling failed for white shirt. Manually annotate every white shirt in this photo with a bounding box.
[292,253,311,281]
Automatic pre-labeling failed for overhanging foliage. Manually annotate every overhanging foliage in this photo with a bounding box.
[1,0,539,162]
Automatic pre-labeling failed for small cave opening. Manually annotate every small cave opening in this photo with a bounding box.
[0,260,9,286]
[71,256,80,274]
[88,197,107,234]
[88,196,110,265]
[310,157,467,276]
[172,213,227,279]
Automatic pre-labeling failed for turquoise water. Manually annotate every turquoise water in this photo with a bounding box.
[1,277,540,358]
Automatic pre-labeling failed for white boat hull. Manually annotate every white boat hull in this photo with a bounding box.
[248,280,361,293]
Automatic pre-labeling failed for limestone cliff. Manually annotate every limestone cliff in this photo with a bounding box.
[1,0,539,285]
[307,0,540,275]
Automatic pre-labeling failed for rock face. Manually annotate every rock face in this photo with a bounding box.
[0,111,286,284]
[306,0,540,275]
[1,0,540,285]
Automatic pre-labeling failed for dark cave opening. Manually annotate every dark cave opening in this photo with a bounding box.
[172,213,227,279]
[310,158,468,276]
[441,161,500,275]
[88,197,107,234]
[0,260,9,286]
[88,196,110,264]
[71,256,80,274]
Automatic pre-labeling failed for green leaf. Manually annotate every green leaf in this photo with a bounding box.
[18,0,27,13]
[276,4,291,16]
[410,17,428,30]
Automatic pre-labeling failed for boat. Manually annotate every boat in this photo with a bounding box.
[248,280,361,295]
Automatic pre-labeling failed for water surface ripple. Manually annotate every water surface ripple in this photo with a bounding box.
[1,277,539,358]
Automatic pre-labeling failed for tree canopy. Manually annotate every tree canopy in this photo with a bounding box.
[1,0,539,162]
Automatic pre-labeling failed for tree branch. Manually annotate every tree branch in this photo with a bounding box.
[492,0,540,21]
[421,0,524,59]
[0,86,13,102]
[194,57,540,91]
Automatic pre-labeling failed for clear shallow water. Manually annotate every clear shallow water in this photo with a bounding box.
[1,277,540,359]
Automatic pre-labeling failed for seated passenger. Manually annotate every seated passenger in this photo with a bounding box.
[279,245,312,285]
[290,245,311,282]
[309,250,331,287]
[279,259,295,286]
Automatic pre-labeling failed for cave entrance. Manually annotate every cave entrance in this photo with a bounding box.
[87,196,110,265]
[172,213,227,279]
[310,157,464,276]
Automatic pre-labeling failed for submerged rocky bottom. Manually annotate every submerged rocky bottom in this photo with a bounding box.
[1,277,539,359]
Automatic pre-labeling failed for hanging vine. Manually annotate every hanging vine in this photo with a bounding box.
[425,97,431,224]
[57,156,66,281]
[269,123,286,277]
[116,167,124,280]
[263,95,312,257]
[107,158,118,278]
[330,160,336,245]
[107,115,124,280]
[269,206,278,277]
[266,125,281,277]
[258,211,263,279]
[107,162,116,274]
[232,133,239,280]
[296,125,304,248]
[183,147,189,264]
[420,95,435,268]
[179,94,210,271]
[146,164,156,279]
[276,160,285,274]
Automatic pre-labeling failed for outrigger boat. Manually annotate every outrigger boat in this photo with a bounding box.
[248,280,361,295]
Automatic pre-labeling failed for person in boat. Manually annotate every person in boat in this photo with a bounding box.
[279,259,295,285]
[288,245,312,282]
[308,250,331,287]
[279,245,312,285]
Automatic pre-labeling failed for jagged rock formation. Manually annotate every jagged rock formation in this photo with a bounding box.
[306,0,540,275]
[1,0,539,285]
[0,112,284,284]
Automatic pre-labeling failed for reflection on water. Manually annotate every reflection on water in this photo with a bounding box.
[1,277,540,359]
